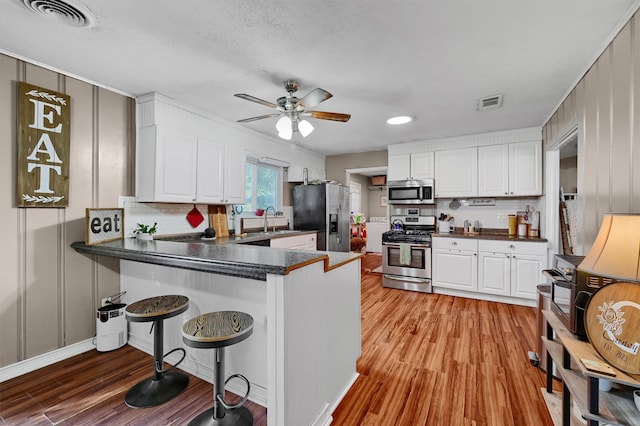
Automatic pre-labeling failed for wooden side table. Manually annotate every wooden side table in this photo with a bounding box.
[542,310,640,425]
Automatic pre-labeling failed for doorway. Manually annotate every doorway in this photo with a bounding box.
[545,125,582,256]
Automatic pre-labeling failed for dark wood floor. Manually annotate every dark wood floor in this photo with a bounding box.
[1,254,554,425]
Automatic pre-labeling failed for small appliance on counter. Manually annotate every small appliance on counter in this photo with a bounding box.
[543,254,617,340]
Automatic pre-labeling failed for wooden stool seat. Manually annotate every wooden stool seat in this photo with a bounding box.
[126,295,189,322]
[182,311,254,426]
[124,295,190,409]
[182,311,253,348]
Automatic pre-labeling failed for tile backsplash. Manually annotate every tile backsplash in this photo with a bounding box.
[119,197,293,237]
[435,197,546,236]
[119,196,211,237]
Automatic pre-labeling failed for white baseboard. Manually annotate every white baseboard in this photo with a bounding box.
[0,338,96,383]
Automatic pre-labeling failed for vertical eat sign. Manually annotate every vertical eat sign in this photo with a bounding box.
[17,82,71,207]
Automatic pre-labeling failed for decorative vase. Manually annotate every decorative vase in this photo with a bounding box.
[136,233,153,241]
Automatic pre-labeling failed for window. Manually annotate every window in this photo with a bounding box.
[243,159,281,212]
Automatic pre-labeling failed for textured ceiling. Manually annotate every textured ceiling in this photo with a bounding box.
[1,0,638,156]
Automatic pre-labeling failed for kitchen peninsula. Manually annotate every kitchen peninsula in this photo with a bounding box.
[72,236,363,426]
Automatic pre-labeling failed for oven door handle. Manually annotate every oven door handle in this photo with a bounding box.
[383,274,430,283]
[382,242,430,249]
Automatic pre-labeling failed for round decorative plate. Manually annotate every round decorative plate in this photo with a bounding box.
[585,282,640,374]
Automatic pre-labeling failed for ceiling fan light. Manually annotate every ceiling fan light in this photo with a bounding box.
[298,119,314,137]
[387,115,412,125]
[278,127,293,140]
[276,116,291,134]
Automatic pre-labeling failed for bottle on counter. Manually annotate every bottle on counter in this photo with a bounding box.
[508,214,517,236]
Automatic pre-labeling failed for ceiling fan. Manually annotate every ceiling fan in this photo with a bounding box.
[234,80,351,140]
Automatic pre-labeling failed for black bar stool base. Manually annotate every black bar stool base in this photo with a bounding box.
[188,406,253,426]
[125,371,189,408]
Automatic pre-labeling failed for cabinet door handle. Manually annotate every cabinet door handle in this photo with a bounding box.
[508,244,515,249]
[451,241,457,246]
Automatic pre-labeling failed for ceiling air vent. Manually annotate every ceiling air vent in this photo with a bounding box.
[477,94,503,111]
[21,0,96,27]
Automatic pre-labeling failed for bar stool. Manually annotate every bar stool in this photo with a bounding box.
[125,295,190,408]
[182,311,253,426]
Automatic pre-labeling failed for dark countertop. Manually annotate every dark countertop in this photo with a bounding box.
[71,231,362,281]
[432,228,547,242]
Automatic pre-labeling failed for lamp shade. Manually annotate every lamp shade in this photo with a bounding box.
[578,213,640,282]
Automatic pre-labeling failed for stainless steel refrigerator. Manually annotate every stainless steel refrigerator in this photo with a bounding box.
[292,183,350,252]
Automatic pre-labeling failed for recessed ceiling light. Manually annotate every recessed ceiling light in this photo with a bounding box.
[386,116,412,125]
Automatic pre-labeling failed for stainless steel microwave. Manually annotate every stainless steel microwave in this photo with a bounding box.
[387,179,435,205]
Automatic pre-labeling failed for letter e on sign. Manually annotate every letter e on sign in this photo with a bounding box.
[86,208,124,245]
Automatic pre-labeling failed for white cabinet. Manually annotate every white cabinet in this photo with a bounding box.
[434,148,477,197]
[222,142,246,204]
[269,232,317,249]
[432,237,478,292]
[477,144,509,197]
[387,152,434,181]
[478,240,547,300]
[509,141,542,196]
[478,141,542,197]
[136,126,245,203]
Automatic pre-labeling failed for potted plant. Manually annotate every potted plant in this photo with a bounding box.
[133,222,157,240]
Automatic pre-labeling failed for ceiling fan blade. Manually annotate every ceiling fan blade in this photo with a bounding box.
[294,88,333,109]
[237,113,281,123]
[307,110,351,122]
[234,93,278,109]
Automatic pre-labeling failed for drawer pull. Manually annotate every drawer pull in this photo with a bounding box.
[508,244,515,249]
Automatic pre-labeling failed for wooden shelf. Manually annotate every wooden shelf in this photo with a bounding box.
[542,310,640,425]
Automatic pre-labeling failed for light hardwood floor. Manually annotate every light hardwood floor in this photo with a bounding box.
[0,254,554,425]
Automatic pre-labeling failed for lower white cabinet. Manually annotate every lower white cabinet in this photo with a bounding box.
[269,232,317,250]
[432,237,478,292]
[478,240,547,300]
[433,237,548,303]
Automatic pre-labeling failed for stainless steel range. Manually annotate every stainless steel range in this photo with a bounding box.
[382,215,435,293]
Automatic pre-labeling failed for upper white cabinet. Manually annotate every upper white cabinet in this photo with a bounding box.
[478,141,542,197]
[222,142,246,204]
[136,126,244,203]
[508,141,542,196]
[477,144,509,196]
[387,152,434,181]
[136,93,247,204]
[434,148,477,197]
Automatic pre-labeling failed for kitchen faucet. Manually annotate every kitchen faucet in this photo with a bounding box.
[264,206,276,232]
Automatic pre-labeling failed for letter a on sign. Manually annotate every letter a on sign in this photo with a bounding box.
[17,82,71,207]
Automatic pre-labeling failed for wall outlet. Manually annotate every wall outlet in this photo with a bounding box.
[101,297,112,307]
